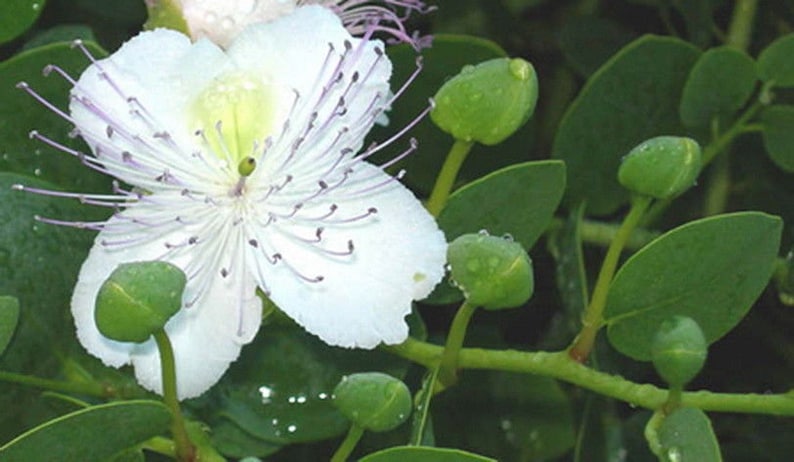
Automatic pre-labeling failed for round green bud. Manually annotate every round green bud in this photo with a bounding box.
[143,0,190,35]
[332,372,412,432]
[651,316,708,388]
[95,261,187,343]
[618,136,702,199]
[447,233,534,310]
[431,57,539,145]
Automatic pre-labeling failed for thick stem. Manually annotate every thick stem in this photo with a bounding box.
[425,139,474,217]
[330,424,365,462]
[569,196,652,361]
[437,301,478,387]
[726,0,758,51]
[153,330,195,462]
[385,338,794,416]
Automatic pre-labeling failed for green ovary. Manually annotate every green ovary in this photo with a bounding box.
[192,73,277,168]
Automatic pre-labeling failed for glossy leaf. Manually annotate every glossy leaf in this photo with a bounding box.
[434,371,575,461]
[757,33,794,87]
[360,446,496,462]
[657,408,722,462]
[22,25,97,50]
[0,296,20,356]
[679,46,757,128]
[760,105,794,172]
[0,400,171,462]
[552,35,700,215]
[0,0,46,45]
[193,319,414,447]
[0,41,110,192]
[439,160,566,248]
[605,212,783,360]
[0,173,101,441]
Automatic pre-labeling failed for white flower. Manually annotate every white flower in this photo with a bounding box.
[18,5,445,399]
[170,0,433,48]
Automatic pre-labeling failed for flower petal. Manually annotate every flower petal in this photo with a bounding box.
[250,162,446,348]
[71,198,262,399]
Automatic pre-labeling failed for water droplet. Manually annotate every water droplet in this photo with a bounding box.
[501,233,514,242]
[33,168,42,176]
[287,424,297,433]
[296,395,307,404]
[220,16,235,30]
[1,153,8,160]
[205,11,218,23]
[461,65,475,74]
[31,2,41,11]
[478,229,490,236]
[318,392,329,400]
[666,446,682,462]
[237,0,258,14]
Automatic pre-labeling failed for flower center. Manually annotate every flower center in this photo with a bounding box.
[191,72,277,171]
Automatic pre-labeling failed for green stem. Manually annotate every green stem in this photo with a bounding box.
[548,216,661,250]
[330,424,365,462]
[438,301,478,387]
[726,0,758,51]
[153,330,195,462]
[569,196,652,362]
[703,153,731,216]
[425,139,474,217]
[0,370,108,397]
[141,436,177,458]
[386,338,794,416]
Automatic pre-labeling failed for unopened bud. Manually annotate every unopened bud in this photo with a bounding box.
[332,372,412,432]
[618,136,702,199]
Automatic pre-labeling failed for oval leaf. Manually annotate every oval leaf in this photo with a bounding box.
[552,35,700,215]
[679,46,757,128]
[439,160,566,249]
[0,296,20,356]
[605,212,783,360]
[761,105,794,173]
[757,33,794,88]
[657,408,722,462]
[360,446,496,462]
[0,0,46,45]
[0,400,171,462]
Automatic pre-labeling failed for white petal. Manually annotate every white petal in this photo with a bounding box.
[71,199,262,399]
[181,0,297,48]
[69,29,232,186]
[251,163,446,348]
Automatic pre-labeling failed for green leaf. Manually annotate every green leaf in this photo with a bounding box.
[0,41,110,192]
[605,212,783,360]
[22,25,97,50]
[427,160,565,304]
[0,173,100,441]
[439,160,566,249]
[760,105,794,173]
[0,400,171,462]
[679,46,757,128]
[0,296,20,356]
[757,33,794,88]
[360,446,497,462]
[371,35,535,197]
[0,0,46,45]
[552,35,700,215]
[657,408,722,462]
[434,371,575,461]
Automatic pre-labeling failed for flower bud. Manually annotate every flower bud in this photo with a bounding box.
[618,136,702,199]
[651,316,708,388]
[143,0,190,35]
[94,261,187,343]
[775,249,794,306]
[332,372,412,432]
[431,57,539,145]
[447,233,534,310]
